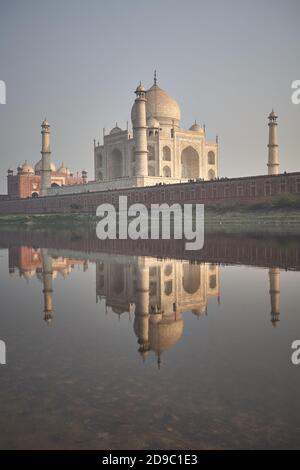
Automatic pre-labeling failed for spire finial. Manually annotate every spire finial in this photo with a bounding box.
[154,70,157,85]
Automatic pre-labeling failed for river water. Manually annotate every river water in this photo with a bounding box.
[0,229,299,449]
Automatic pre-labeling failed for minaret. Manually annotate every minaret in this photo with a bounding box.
[267,110,279,175]
[40,118,52,196]
[134,263,150,359]
[133,83,148,177]
[41,249,53,324]
[269,268,280,326]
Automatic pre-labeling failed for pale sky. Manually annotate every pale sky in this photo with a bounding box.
[0,0,299,193]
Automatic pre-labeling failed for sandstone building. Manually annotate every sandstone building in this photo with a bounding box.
[7,119,87,198]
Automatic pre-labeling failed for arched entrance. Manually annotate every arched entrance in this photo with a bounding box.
[181,146,199,178]
[163,166,171,177]
[162,146,171,161]
[182,264,200,294]
[110,149,123,179]
[148,164,155,176]
[208,151,215,165]
[208,169,215,180]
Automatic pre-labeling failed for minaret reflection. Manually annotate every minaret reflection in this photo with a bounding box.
[134,262,150,360]
[41,248,53,324]
[8,246,88,324]
[269,268,280,327]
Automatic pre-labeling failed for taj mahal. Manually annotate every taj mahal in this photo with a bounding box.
[93,72,218,185]
[6,73,219,199]
[2,71,291,213]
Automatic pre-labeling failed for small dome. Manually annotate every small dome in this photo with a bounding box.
[268,109,278,120]
[57,163,70,175]
[41,118,50,127]
[110,123,123,135]
[34,159,56,173]
[189,121,202,132]
[22,269,35,280]
[135,82,145,93]
[147,117,160,128]
[192,306,206,317]
[112,307,127,315]
[19,161,34,174]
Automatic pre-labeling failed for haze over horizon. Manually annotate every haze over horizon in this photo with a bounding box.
[0,0,299,193]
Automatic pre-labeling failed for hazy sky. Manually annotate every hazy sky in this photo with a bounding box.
[0,0,299,192]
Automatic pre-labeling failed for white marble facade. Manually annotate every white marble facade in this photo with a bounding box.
[94,76,219,185]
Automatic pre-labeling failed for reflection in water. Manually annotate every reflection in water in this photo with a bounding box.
[7,244,283,365]
[9,245,222,364]
[269,268,280,327]
[1,230,299,450]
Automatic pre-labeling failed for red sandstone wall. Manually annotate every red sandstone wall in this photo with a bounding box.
[7,174,85,199]
[1,172,300,215]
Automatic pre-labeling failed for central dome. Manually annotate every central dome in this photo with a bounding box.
[34,159,56,173]
[131,83,181,127]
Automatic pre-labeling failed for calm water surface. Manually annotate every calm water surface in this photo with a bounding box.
[0,230,299,449]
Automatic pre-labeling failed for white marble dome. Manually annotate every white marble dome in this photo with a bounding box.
[147,116,160,128]
[131,83,181,127]
[189,121,202,132]
[34,159,56,173]
[20,162,34,174]
[149,316,183,354]
[57,163,70,175]
[110,124,123,135]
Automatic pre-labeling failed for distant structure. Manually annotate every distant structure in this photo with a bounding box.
[6,119,87,198]
[267,110,279,175]
[3,74,298,211]
[40,119,52,196]
[94,73,219,185]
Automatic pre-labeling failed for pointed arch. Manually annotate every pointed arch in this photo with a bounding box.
[181,146,199,178]
[110,148,123,179]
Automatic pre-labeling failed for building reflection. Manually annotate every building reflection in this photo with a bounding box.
[96,257,220,365]
[8,246,88,323]
[7,246,282,362]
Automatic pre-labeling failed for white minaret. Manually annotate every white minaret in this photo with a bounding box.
[40,118,52,196]
[267,110,279,175]
[133,83,148,177]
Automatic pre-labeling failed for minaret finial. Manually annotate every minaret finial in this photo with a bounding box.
[154,70,157,85]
